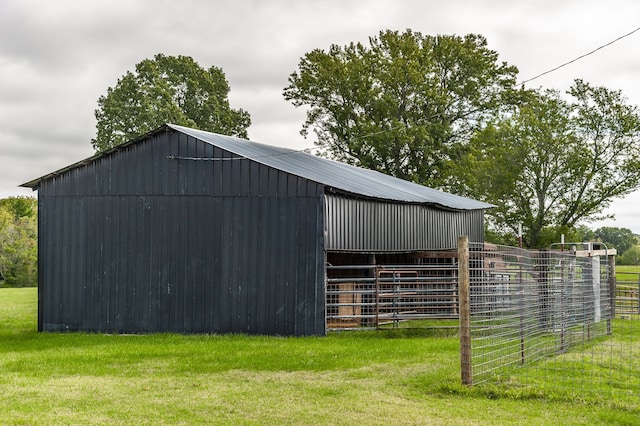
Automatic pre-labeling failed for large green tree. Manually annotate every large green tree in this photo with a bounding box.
[458,80,640,248]
[93,54,251,151]
[284,30,519,188]
[594,226,637,254]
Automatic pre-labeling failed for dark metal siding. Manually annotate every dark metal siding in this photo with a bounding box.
[37,129,326,336]
[324,194,485,252]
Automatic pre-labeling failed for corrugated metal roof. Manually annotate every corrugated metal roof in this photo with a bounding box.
[21,123,492,211]
[169,124,492,211]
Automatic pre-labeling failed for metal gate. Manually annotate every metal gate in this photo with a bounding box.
[616,270,640,316]
[326,262,458,330]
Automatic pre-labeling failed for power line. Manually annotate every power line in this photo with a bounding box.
[519,26,640,86]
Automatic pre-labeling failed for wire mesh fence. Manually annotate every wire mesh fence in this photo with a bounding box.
[325,242,639,407]
[463,240,639,408]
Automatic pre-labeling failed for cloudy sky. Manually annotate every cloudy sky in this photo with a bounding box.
[2,0,639,232]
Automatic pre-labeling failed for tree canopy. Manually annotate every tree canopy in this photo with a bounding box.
[93,54,251,152]
[457,81,640,248]
[618,245,640,266]
[594,226,637,254]
[284,30,519,188]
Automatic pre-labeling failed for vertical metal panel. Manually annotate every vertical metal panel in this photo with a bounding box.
[37,129,326,336]
[324,194,485,252]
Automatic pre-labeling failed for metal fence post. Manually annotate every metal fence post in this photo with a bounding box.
[458,235,472,386]
[517,229,525,364]
[375,265,380,329]
[608,255,615,334]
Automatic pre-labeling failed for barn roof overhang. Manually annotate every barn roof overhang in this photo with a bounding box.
[20,123,493,211]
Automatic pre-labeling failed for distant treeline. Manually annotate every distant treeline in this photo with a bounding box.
[0,196,37,287]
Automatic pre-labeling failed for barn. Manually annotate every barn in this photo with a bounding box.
[22,123,490,336]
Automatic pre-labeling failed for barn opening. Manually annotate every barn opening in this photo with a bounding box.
[325,250,460,330]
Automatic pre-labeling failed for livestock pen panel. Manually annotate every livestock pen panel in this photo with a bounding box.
[325,251,459,330]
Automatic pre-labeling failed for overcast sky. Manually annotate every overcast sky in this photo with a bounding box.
[2,0,639,232]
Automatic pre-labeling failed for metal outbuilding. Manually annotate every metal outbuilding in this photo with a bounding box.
[22,124,491,336]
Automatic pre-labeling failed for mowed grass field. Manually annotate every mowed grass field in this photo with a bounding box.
[1,288,638,425]
[617,265,640,280]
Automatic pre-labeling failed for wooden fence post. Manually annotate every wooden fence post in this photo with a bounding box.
[458,235,472,386]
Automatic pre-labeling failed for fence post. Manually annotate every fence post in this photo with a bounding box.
[608,254,615,334]
[519,249,525,364]
[375,265,380,330]
[458,235,472,386]
[538,251,550,331]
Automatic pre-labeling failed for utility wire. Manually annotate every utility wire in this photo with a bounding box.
[519,26,640,85]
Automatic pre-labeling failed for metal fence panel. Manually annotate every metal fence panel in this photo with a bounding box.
[326,262,459,330]
[464,242,639,407]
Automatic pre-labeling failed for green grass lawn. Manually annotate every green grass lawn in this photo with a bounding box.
[1,288,638,425]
